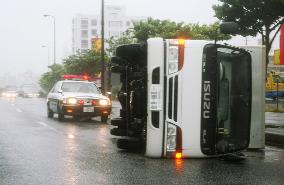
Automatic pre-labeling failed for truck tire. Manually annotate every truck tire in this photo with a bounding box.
[110,128,127,136]
[111,56,126,65]
[117,139,140,151]
[110,118,126,127]
[111,66,126,73]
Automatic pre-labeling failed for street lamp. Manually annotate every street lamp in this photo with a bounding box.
[101,0,105,93]
[43,14,56,64]
[41,45,50,67]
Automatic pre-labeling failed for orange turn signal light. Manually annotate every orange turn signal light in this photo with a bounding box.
[175,152,182,159]
[178,39,185,45]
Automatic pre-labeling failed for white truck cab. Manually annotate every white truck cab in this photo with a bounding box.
[110,37,252,158]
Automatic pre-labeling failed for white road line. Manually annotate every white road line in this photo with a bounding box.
[15,108,23,113]
[11,104,15,106]
[36,121,58,132]
[37,121,48,127]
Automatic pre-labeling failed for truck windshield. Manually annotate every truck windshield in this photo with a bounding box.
[216,47,251,154]
[201,44,251,155]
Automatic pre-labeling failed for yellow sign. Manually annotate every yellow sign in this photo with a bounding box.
[274,49,280,65]
[91,37,102,52]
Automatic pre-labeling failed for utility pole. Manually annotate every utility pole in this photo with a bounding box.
[53,17,56,64]
[101,0,105,93]
[43,14,56,64]
[41,45,50,67]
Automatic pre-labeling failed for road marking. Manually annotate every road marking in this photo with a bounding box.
[15,108,22,113]
[11,104,15,106]
[36,121,58,132]
[37,121,48,127]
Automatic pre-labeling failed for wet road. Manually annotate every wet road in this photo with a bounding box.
[0,97,284,185]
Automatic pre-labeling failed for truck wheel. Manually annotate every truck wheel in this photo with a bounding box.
[110,128,127,136]
[117,139,140,151]
[47,104,54,118]
[101,115,108,123]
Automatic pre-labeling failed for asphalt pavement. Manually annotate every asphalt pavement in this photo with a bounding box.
[0,97,284,185]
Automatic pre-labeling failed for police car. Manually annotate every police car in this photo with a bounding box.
[46,75,111,122]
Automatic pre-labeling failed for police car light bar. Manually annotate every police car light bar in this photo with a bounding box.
[62,75,90,81]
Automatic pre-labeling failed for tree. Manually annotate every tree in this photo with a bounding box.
[190,22,232,41]
[39,49,108,95]
[130,18,231,42]
[38,18,232,94]
[39,64,65,93]
[105,18,231,53]
[213,0,284,67]
[63,50,105,76]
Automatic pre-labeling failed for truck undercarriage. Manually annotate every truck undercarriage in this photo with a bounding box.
[110,43,148,150]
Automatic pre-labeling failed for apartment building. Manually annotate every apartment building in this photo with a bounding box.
[72,5,146,53]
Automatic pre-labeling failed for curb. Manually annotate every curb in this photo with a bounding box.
[265,131,284,147]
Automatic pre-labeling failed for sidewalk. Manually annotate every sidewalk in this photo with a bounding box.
[265,112,284,146]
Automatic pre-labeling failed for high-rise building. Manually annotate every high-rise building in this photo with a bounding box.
[72,5,146,53]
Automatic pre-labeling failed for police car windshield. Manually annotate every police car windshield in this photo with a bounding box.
[61,82,100,94]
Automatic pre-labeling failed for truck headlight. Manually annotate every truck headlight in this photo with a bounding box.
[166,123,177,152]
[168,46,179,74]
[66,98,77,105]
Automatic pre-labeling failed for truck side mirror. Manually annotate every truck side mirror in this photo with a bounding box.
[220,22,240,35]
[57,89,63,94]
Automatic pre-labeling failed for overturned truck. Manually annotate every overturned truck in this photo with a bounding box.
[110,37,252,158]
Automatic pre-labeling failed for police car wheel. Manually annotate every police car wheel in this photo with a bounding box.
[58,112,64,121]
[73,115,82,120]
[101,115,108,123]
[47,104,54,118]
[57,105,64,121]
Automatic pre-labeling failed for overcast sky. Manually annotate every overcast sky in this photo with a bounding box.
[0,0,280,75]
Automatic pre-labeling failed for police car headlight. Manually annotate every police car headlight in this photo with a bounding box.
[99,99,110,106]
[166,123,177,152]
[66,98,77,105]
